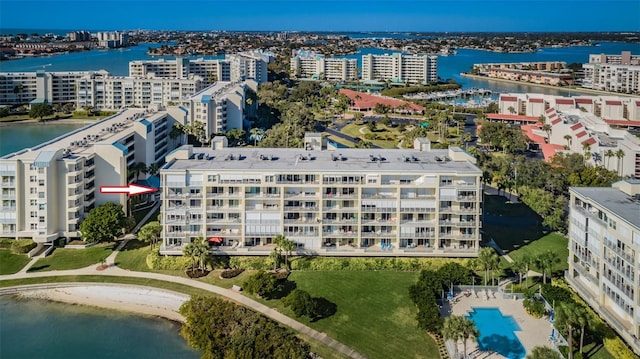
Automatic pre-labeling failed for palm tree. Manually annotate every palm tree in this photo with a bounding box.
[463,132,473,149]
[275,234,296,270]
[458,316,480,359]
[615,149,625,176]
[542,124,552,142]
[169,123,185,145]
[147,163,160,177]
[564,134,572,149]
[184,237,210,271]
[476,247,500,286]
[557,302,580,359]
[574,305,590,356]
[250,127,264,147]
[13,84,24,105]
[130,162,148,181]
[441,316,463,359]
[582,143,591,164]
[507,106,516,115]
[511,257,529,286]
[604,149,615,170]
[537,250,560,284]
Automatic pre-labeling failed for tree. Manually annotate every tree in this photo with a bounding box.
[526,346,563,359]
[507,106,516,115]
[463,132,473,148]
[147,163,160,176]
[179,296,310,359]
[243,270,280,299]
[604,149,615,169]
[409,269,445,333]
[474,247,500,286]
[250,127,265,146]
[29,103,54,122]
[225,128,246,147]
[79,202,126,243]
[367,120,377,132]
[275,234,296,270]
[615,149,625,176]
[183,237,209,271]
[442,316,463,359]
[130,162,148,181]
[137,221,162,248]
[282,289,317,318]
[13,84,24,104]
[573,305,591,355]
[537,250,560,284]
[459,316,480,359]
[511,256,529,286]
[564,134,572,149]
[557,302,580,359]
[0,106,10,118]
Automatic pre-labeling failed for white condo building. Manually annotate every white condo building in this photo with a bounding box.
[0,106,188,242]
[567,180,640,355]
[361,53,438,84]
[181,80,258,136]
[158,134,482,257]
[290,51,358,81]
[129,53,269,85]
[494,93,640,178]
[0,70,91,105]
[75,71,206,110]
[582,51,640,94]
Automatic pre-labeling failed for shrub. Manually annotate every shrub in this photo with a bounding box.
[523,297,546,318]
[272,270,290,280]
[603,337,637,359]
[541,283,576,305]
[145,249,191,270]
[282,289,316,318]
[0,238,13,249]
[243,270,280,299]
[10,239,37,254]
[220,268,244,279]
[229,256,272,270]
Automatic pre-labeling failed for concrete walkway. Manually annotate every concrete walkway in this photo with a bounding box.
[1,242,366,359]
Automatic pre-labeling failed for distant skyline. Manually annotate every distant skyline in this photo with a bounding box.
[1,0,639,33]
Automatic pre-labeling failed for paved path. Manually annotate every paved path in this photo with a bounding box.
[1,243,366,359]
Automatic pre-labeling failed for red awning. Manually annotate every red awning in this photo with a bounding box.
[208,237,223,243]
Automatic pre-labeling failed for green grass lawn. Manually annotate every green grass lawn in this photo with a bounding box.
[132,204,160,226]
[484,194,540,217]
[0,250,30,274]
[256,271,438,359]
[27,242,116,272]
[508,232,569,273]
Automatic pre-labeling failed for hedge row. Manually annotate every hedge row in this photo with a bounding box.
[146,250,191,270]
[10,239,37,254]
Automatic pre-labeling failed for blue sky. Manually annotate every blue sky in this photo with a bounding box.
[1,0,639,32]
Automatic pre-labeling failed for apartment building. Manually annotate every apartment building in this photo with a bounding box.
[472,61,573,86]
[290,51,358,81]
[567,180,640,355]
[361,53,438,84]
[0,106,188,242]
[181,80,257,136]
[158,134,482,257]
[0,70,91,105]
[129,53,269,85]
[96,31,129,48]
[75,71,206,110]
[582,51,640,94]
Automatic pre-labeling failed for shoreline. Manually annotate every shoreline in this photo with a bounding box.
[0,118,98,127]
[459,73,640,97]
[3,283,189,323]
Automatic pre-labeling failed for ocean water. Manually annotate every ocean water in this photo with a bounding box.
[0,296,200,359]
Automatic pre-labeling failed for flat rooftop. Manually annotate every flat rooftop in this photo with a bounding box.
[1,108,168,161]
[571,186,640,229]
[164,147,482,174]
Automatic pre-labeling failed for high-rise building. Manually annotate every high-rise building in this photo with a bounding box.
[566,180,640,355]
[582,51,640,94]
[158,134,482,257]
[290,50,358,81]
[181,80,258,136]
[0,106,188,242]
[362,53,438,84]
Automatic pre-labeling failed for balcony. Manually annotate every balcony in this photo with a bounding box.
[1,180,15,187]
[604,240,635,263]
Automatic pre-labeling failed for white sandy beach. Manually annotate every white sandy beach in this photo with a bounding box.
[15,284,189,323]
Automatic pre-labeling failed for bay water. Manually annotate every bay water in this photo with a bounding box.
[0,296,199,359]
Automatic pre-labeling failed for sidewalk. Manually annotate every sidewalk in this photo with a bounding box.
[0,232,366,359]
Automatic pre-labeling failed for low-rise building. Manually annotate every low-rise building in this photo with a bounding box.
[567,180,640,355]
[473,61,573,86]
[0,106,188,242]
[158,134,482,257]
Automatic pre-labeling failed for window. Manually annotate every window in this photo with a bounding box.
[38,192,45,199]
[30,188,37,194]
[39,204,45,210]
[30,211,37,218]
[30,223,37,230]
[39,216,45,223]
[29,176,37,183]
[609,219,617,230]
[30,199,37,206]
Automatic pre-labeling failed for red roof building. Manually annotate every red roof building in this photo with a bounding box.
[605,100,622,106]
[529,98,544,103]
[500,96,518,102]
[555,99,575,105]
[582,137,597,146]
[551,118,562,125]
[540,143,565,162]
[604,119,640,127]
[575,98,593,104]
[570,123,584,131]
[486,113,539,123]
[576,131,587,138]
[338,89,424,113]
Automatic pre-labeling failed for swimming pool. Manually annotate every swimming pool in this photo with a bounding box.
[466,307,526,359]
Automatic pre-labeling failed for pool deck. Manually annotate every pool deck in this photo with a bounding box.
[442,290,555,359]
